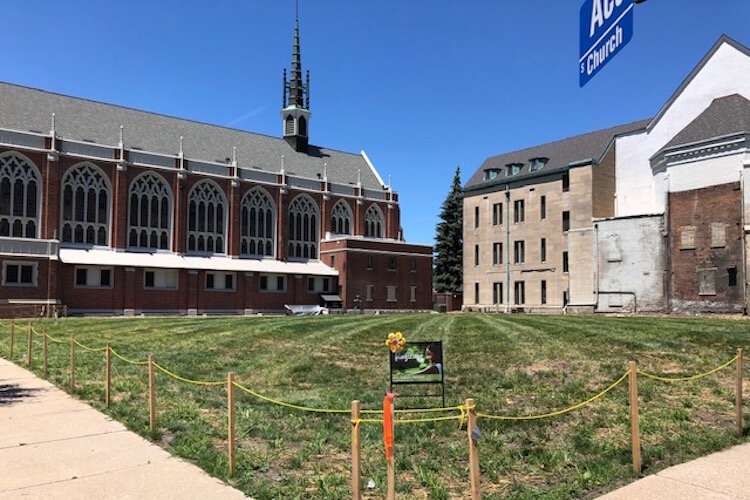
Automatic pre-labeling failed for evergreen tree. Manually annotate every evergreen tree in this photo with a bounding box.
[434,166,464,293]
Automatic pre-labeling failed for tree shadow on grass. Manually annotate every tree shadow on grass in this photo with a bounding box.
[0,383,38,406]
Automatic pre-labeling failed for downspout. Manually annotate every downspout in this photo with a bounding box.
[505,184,510,312]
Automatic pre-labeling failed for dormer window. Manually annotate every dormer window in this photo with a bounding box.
[507,163,523,176]
[483,168,501,181]
[529,157,548,172]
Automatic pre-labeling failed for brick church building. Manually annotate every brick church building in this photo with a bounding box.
[0,13,432,316]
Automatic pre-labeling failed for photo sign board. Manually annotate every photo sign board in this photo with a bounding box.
[579,0,634,87]
[390,341,445,405]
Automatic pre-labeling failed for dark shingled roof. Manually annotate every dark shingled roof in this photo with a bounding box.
[0,81,386,190]
[465,119,650,190]
[661,94,750,151]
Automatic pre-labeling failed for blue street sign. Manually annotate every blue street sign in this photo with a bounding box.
[579,0,634,87]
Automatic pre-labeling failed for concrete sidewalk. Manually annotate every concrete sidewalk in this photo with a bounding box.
[600,441,750,499]
[0,358,247,499]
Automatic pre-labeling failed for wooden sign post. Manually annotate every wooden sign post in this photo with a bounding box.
[737,348,743,438]
[26,323,32,366]
[466,398,481,499]
[351,400,362,500]
[227,372,236,477]
[105,343,111,407]
[385,394,395,500]
[9,321,15,358]
[148,355,156,433]
[628,361,641,474]
[70,336,76,390]
[43,329,48,378]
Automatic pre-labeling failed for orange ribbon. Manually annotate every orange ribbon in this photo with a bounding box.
[383,392,395,461]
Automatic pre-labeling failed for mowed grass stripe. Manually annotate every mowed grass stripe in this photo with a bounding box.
[0,315,748,499]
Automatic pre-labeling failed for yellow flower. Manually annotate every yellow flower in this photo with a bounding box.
[386,331,407,353]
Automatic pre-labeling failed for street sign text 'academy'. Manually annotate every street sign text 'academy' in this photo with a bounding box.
[579,0,634,87]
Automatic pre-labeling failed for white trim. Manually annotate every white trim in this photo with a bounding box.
[319,247,431,258]
[360,150,386,188]
[59,248,338,276]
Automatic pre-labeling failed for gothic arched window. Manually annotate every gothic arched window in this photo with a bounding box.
[187,180,226,254]
[287,194,319,259]
[128,172,172,250]
[240,187,276,257]
[61,163,110,246]
[330,200,352,235]
[364,204,384,238]
[298,116,307,136]
[0,152,40,238]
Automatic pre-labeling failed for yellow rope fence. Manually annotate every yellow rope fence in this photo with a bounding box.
[637,355,738,382]
[4,322,745,498]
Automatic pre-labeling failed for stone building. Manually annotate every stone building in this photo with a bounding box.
[0,13,432,316]
[465,35,750,314]
[462,120,646,312]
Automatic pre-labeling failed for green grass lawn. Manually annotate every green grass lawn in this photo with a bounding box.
[2,314,749,499]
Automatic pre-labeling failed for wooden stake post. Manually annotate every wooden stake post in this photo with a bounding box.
[70,336,76,390]
[227,372,236,477]
[148,355,156,433]
[43,329,48,378]
[386,396,395,500]
[10,321,14,358]
[466,398,481,499]
[737,348,743,438]
[628,361,641,474]
[26,323,32,366]
[351,400,362,500]
[105,343,111,407]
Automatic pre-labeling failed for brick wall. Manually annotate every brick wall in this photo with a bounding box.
[320,238,433,310]
[0,144,409,315]
[669,182,744,313]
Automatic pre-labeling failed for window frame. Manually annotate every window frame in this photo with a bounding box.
[73,265,114,289]
[143,268,178,290]
[186,179,228,255]
[0,151,42,239]
[127,172,173,251]
[513,199,525,223]
[2,260,38,287]
[60,162,112,248]
[205,271,236,291]
[240,186,276,258]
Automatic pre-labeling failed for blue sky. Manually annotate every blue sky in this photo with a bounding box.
[2,1,749,245]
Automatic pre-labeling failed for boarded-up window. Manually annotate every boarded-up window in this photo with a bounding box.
[698,268,716,296]
[680,226,696,249]
[710,222,726,248]
[606,235,622,262]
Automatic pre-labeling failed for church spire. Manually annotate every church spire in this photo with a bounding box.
[281,0,311,152]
